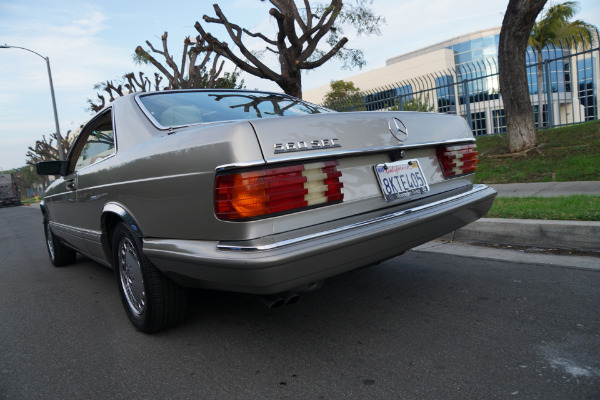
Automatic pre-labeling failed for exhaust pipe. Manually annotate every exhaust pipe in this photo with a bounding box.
[284,292,300,306]
[261,281,326,309]
[261,291,302,309]
[261,294,285,309]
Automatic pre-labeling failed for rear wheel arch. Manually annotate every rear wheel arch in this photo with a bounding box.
[40,202,49,221]
[101,203,144,265]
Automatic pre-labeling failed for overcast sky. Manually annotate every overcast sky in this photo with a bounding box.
[1,0,599,170]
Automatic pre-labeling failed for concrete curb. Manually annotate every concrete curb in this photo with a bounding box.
[444,218,600,253]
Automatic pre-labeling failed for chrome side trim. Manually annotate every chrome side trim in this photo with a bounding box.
[80,227,101,239]
[215,160,267,171]
[217,184,491,252]
[42,191,70,200]
[93,172,206,192]
[49,221,101,239]
[49,221,81,235]
[44,172,205,199]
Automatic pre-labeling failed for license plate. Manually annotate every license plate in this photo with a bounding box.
[374,159,430,202]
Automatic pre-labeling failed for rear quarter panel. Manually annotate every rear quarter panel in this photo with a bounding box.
[76,120,266,241]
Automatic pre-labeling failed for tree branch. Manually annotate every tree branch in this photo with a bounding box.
[153,73,163,91]
[299,1,342,61]
[269,7,296,67]
[135,45,176,87]
[196,4,280,81]
[242,27,277,46]
[300,37,348,69]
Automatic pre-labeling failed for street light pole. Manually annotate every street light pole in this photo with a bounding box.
[1,45,66,160]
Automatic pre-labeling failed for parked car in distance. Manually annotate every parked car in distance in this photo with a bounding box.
[37,89,496,333]
[0,173,22,207]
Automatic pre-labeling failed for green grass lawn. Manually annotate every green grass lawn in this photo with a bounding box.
[473,121,600,220]
[486,195,600,221]
[474,120,600,184]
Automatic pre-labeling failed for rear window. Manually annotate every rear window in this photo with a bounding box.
[137,90,331,128]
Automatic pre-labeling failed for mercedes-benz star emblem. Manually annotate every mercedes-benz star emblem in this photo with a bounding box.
[388,117,408,142]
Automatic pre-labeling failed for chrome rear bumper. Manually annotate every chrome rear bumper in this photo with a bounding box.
[143,184,497,294]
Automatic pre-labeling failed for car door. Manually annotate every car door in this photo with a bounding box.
[72,110,116,260]
[51,109,115,255]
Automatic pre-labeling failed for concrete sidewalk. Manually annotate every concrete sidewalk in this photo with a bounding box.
[437,181,600,255]
[489,181,600,197]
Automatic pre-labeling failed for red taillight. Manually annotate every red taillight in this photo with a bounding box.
[215,161,344,220]
[436,144,479,178]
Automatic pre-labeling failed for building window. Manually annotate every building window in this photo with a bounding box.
[532,104,548,129]
[578,57,597,121]
[435,75,456,113]
[364,90,387,111]
[395,85,414,110]
[492,109,506,134]
[470,111,487,136]
[526,48,571,95]
[363,85,415,111]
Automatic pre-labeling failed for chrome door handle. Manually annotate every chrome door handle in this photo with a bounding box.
[66,179,76,191]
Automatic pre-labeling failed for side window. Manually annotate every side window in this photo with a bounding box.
[72,110,115,171]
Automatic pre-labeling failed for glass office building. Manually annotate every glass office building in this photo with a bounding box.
[434,30,594,134]
[307,27,599,135]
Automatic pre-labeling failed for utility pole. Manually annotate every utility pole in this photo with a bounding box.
[1,45,66,160]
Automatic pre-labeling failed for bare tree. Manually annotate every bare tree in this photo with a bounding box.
[26,131,76,184]
[88,72,163,113]
[498,0,547,153]
[26,131,75,166]
[195,0,385,98]
[134,32,227,89]
[89,32,244,113]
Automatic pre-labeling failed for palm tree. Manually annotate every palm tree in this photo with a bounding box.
[528,1,595,128]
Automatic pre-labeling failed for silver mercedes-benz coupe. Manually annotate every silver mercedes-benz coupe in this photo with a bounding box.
[37,90,496,332]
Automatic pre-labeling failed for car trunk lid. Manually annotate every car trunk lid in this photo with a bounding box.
[248,111,474,164]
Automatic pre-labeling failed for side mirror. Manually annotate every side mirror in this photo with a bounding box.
[37,160,67,176]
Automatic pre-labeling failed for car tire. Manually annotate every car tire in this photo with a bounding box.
[44,219,77,267]
[112,222,188,333]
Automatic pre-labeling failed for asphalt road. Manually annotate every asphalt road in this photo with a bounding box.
[1,206,599,400]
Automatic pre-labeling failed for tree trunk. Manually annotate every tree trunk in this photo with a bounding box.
[279,69,302,98]
[498,0,547,153]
